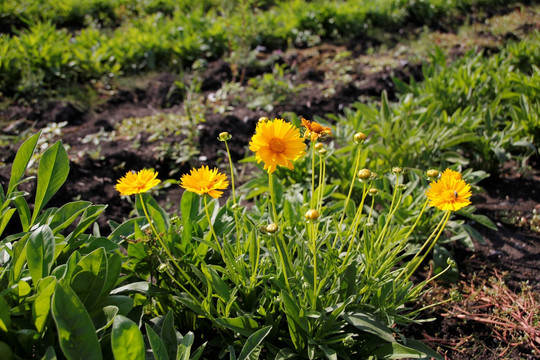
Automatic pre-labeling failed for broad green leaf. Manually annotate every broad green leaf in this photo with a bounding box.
[177,332,194,360]
[98,296,134,316]
[146,324,169,360]
[69,248,108,309]
[215,317,260,337]
[65,205,107,244]
[41,346,57,360]
[372,340,443,359]
[0,295,11,332]
[100,253,122,299]
[318,345,337,360]
[342,312,395,343]
[12,196,30,232]
[32,141,69,226]
[27,225,56,284]
[111,315,145,360]
[49,201,92,234]
[8,131,40,195]
[110,281,167,296]
[94,305,118,333]
[51,279,102,360]
[238,326,272,360]
[32,277,57,333]
[11,234,29,283]
[161,311,177,360]
[107,217,146,243]
[0,208,16,238]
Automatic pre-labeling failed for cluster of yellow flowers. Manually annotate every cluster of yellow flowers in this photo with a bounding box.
[114,117,472,212]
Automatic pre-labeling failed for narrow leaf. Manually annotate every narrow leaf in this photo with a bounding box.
[238,326,272,360]
[111,315,145,360]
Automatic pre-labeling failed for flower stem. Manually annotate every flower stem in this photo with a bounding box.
[333,146,362,248]
[224,140,236,204]
[224,139,242,255]
[138,194,204,299]
[203,195,226,261]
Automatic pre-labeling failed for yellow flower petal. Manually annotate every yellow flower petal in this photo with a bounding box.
[180,165,229,199]
[425,169,472,211]
[249,118,306,173]
[115,169,161,196]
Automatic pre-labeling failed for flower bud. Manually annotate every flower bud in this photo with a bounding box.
[314,142,324,150]
[318,149,328,156]
[353,132,367,144]
[258,116,269,123]
[370,171,379,180]
[218,132,232,141]
[305,209,320,221]
[426,169,440,179]
[392,167,403,174]
[266,223,278,233]
[357,168,371,180]
[368,188,379,196]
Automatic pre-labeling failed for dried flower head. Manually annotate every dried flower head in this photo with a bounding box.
[425,169,471,211]
[115,169,161,196]
[301,117,332,142]
[249,118,306,173]
[180,165,229,199]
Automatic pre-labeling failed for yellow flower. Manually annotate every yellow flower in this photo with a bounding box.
[180,165,229,199]
[425,169,471,211]
[249,118,306,173]
[115,169,161,196]
[301,117,332,142]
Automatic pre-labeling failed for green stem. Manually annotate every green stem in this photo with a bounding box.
[138,194,204,299]
[203,196,226,261]
[268,173,278,222]
[333,146,362,248]
[224,139,242,255]
[224,140,236,204]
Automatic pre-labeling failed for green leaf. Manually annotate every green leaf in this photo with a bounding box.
[215,317,260,337]
[27,225,56,284]
[0,208,16,238]
[41,346,57,360]
[65,205,107,245]
[238,326,272,360]
[111,315,145,360]
[32,277,57,333]
[11,234,29,283]
[177,332,194,360]
[8,131,40,195]
[12,196,30,232]
[51,279,102,360]
[68,248,108,309]
[161,311,178,360]
[146,324,169,360]
[31,141,69,226]
[342,312,395,343]
[0,295,11,332]
[372,339,443,359]
[95,305,119,333]
[49,201,92,234]
[137,193,169,234]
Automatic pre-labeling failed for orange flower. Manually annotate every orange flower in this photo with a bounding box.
[426,169,471,211]
[249,118,306,173]
[180,166,229,199]
[115,169,161,196]
[301,117,332,142]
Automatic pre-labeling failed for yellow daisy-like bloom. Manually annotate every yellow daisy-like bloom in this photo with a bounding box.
[249,118,306,173]
[425,169,472,211]
[115,169,161,196]
[301,117,332,142]
[180,165,229,199]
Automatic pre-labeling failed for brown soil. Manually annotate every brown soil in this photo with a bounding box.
[1,5,539,358]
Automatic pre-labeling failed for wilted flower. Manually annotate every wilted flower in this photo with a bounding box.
[115,169,161,196]
[180,165,229,199]
[301,117,332,142]
[249,118,306,173]
[425,169,471,211]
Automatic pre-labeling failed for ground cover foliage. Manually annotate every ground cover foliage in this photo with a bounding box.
[1,1,540,359]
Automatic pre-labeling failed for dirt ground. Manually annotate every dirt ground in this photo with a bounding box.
[1,4,539,358]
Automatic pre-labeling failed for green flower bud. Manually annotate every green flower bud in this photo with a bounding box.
[305,209,320,221]
[218,132,232,141]
[392,167,403,174]
[426,169,440,179]
[353,132,367,144]
[357,168,371,180]
[266,223,279,233]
